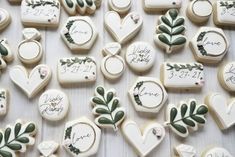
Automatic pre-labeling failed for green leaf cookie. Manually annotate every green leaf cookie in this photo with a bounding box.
[0,120,37,157]
[91,86,126,131]
[165,99,208,138]
[154,9,187,53]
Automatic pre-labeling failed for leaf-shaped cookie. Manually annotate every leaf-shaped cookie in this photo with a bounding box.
[0,120,37,157]
[0,39,13,72]
[154,9,187,53]
[164,99,208,138]
[91,86,126,131]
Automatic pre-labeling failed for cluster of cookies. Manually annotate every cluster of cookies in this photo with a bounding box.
[0,0,234,156]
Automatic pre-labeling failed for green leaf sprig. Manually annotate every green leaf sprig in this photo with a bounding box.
[0,120,37,157]
[165,99,208,138]
[155,9,187,53]
[91,86,125,131]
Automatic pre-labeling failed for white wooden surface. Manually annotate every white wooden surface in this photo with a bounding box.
[0,0,235,156]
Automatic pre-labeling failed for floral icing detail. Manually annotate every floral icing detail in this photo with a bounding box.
[25,0,60,8]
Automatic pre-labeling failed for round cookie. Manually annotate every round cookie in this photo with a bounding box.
[186,0,212,23]
[108,0,131,14]
[38,89,69,121]
[0,8,11,31]
[125,42,155,72]
[218,62,235,92]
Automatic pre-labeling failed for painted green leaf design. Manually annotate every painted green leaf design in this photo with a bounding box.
[172,27,185,35]
[65,0,74,8]
[4,128,11,143]
[14,123,21,137]
[96,87,104,96]
[111,99,119,112]
[92,97,105,105]
[171,37,186,46]
[106,92,113,104]
[172,124,187,134]
[158,35,170,45]
[16,137,29,143]
[6,144,22,150]
[92,86,125,131]
[196,105,208,115]
[156,9,186,53]
[98,117,113,125]
[86,0,93,6]
[166,100,208,137]
[0,121,36,157]
[95,108,110,114]
[158,25,171,35]
[24,123,36,133]
[0,150,12,157]
[170,108,177,123]
[114,111,125,123]
[0,41,8,56]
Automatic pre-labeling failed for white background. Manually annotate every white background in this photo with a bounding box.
[0,0,235,156]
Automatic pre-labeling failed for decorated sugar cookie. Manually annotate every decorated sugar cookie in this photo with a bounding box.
[218,62,235,92]
[154,9,187,54]
[0,38,14,74]
[205,93,235,130]
[91,86,126,131]
[101,42,125,80]
[0,89,8,116]
[18,28,42,65]
[121,120,165,157]
[186,0,212,23]
[0,120,37,157]
[0,8,11,31]
[61,16,98,52]
[108,0,131,14]
[126,42,156,73]
[129,77,168,113]
[61,0,101,15]
[9,64,52,98]
[175,144,196,157]
[105,11,143,44]
[38,89,69,121]
[214,1,235,26]
[161,62,204,89]
[63,117,101,157]
[164,99,208,138]
[143,0,182,12]
[38,141,59,157]
[190,27,229,64]
[21,0,61,27]
[57,57,96,85]
[201,147,233,157]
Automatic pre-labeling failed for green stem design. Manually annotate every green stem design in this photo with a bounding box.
[101,95,117,130]
[60,57,95,67]
[26,0,59,8]
[166,113,199,125]
[166,63,203,71]
[220,1,235,9]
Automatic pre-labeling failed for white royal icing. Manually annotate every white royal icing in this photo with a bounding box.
[129,77,168,113]
[122,120,165,157]
[126,42,156,73]
[162,62,204,89]
[57,56,96,84]
[206,93,235,130]
[21,0,61,27]
[105,11,143,44]
[38,89,69,121]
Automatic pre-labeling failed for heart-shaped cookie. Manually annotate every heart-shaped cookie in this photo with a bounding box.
[9,65,52,98]
[121,120,165,157]
[206,93,235,130]
[38,141,59,157]
[105,11,143,44]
